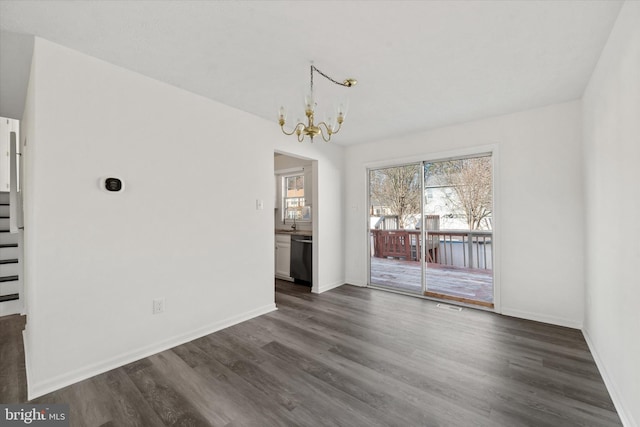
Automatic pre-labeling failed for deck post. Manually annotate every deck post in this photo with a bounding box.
[467,232,474,268]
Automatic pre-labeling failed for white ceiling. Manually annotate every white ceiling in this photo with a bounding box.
[0,1,623,145]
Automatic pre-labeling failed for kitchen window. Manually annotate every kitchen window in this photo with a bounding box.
[283,173,310,221]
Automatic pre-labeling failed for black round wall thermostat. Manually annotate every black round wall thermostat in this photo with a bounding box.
[105,178,123,192]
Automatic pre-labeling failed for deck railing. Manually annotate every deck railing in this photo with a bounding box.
[371,229,492,270]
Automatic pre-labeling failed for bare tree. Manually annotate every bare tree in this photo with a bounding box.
[426,156,492,230]
[370,165,421,229]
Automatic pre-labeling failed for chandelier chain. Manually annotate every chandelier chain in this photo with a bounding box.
[310,65,352,93]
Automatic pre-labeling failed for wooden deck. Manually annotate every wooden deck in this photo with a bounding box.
[370,257,493,305]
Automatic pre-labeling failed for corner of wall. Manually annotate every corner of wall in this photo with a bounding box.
[580,2,640,426]
[582,329,637,427]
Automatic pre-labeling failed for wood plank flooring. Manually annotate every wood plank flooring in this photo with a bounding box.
[1,281,621,426]
[0,314,27,403]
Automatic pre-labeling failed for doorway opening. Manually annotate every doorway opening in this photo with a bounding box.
[368,153,494,308]
[274,152,317,293]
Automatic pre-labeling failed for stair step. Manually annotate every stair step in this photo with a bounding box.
[0,259,18,265]
[0,275,19,283]
[0,248,19,262]
[0,232,19,245]
[0,278,20,294]
[0,245,19,254]
[0,293,19,303]
[0,233,20,245]
[0,261,20,276]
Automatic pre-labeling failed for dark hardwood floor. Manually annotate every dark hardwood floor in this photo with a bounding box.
[1,280,621,426]
[0,313,27,403]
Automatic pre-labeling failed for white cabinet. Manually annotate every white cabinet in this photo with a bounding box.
[275,234,292,280]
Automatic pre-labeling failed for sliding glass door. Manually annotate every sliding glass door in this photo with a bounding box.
[368,154,494,307]
[423,155,494,307]
[368,164,423,294]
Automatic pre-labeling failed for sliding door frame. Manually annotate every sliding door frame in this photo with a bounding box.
[365,144,501,313]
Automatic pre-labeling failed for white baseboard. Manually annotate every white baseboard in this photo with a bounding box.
[22,328,32,400]
[343,276,367,287]
[583,329,637,427]
[315,280,345,294]
[501,307,583,329]
[345,282,367,288]
[26,303,277,400]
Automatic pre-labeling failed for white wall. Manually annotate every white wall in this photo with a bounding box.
[22,38,280,398]
[21,37,348,398]
[21,38,36,326]
[582,2,640,426]
[0,31,34,120]
[345,100,584,328]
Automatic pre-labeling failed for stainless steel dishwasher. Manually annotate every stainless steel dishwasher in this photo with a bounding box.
[290,235,312,285]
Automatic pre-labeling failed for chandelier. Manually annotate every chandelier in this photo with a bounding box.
[278,65,357,143]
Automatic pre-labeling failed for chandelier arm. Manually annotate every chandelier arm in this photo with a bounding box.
[280,122,305,136]
[332,121,343,135]
[317,120,343,137]
[316,122,332,142]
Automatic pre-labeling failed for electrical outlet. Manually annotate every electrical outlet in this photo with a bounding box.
[152,298,165,314]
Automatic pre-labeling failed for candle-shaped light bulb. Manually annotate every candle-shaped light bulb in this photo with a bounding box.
[326,112,338,133]
[278,106,287,124]
[304,91,315,113]
[326,116,334,133]
[333,116,342,133]
[336,101,348,121]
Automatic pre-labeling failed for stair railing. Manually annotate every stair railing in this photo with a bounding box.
[9,131,20,233]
